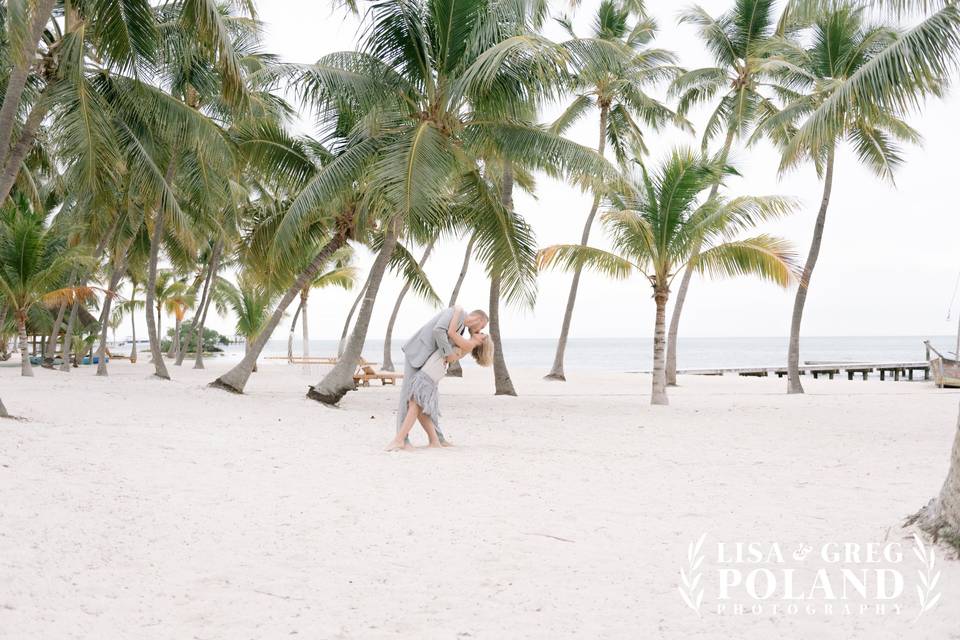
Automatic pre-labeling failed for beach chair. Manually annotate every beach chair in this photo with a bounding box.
[353,358,403,387]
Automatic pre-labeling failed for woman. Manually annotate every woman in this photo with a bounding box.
[386,309,494,451]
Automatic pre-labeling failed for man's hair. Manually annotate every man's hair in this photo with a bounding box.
[468,309,488,323]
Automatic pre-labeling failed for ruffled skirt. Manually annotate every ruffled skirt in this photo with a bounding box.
[406,369,441,420]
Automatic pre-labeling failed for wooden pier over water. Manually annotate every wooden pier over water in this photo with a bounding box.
[632,361,931,381]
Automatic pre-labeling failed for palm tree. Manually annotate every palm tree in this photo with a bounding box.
[164,285,196,360]
[779,0,960,158]
[546,0,681,381]
[382,239,438,371]
[285,0,613,406]
[222,279,282,374]
[445,231,478,378]
[664,0,791,386]
[754,5,922,393]
[539,148,799,405]
[289,248,358,362]
[0,196,85,376]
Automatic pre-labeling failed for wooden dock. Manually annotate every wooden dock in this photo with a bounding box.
[631,361,931,381]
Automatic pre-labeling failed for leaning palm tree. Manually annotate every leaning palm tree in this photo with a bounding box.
[0,196,86,376]
[546,0,681,381]
[753,5,922,393]
[539,148,800,405]
[906,403,960,549]
[289,248,358,362]
[664,0,792,386]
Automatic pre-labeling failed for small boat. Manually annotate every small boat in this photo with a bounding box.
[924,341,960,388]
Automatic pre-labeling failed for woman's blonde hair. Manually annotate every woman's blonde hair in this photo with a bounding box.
[471,335,494,367]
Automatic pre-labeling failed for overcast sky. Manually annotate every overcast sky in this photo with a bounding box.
[201,0,960,342]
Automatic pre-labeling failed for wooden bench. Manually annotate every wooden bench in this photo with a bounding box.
[353,360,403,387]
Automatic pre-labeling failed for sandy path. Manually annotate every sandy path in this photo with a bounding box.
[0,358,958,639]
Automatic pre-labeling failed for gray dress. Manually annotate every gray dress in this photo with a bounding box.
[397,308,464,443]
[404,350,447,422]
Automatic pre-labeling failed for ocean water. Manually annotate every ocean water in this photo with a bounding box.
[252,335,958,373]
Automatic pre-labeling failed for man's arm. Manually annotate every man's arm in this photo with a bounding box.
[432,308,459,359]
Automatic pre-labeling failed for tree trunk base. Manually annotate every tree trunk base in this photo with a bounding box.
[543,372,566,382]
[193,360,205,370]
[306,385,347,406]
[905,499,960,552]
[445,361,463,378]
[209,377,243,394]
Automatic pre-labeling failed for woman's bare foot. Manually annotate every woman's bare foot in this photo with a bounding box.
[385,440,413,452]
[427,440,442,448]
[440,440,454,447]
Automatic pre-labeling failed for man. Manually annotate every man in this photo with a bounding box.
[397,307,488,445]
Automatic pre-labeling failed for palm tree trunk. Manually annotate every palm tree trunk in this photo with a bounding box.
[906,403,960,548]
[651,288,669,405]
[339,276,369,356]
[546,104,609,382]
[301,290,310,359]
[666,126,737,386]
[446,232,477,378]
[96,249,132,376]
[491,165,518,396]
[788,146,836,394]
[178,242,219,366]
[59,299,81,372]
[145,209,170,379]
[211,232,348,393]
[383,239,435,371]
[170,317,182,358]
[0,0,56,177]
[17,313,32,377]
[44,299,67,362]
[489,271,517,396]
[307,224,399,405]
[0,83,53,204]
[129,305,138,363]
[287,298,304,363]
[192,244,222,370]
[0,396,8,418]
[59,226,116,373]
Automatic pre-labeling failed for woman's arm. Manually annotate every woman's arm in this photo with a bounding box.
[446,306,477,351]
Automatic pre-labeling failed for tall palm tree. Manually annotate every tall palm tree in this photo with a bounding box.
[546,0,681,381]
[664,0,791,386]
[754,5,922,393]
[779,0,960,158]
[284,0,613,406]
[0,196,86,376]
[539,148,799,405]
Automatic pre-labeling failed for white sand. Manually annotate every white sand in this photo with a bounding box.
[1,357,959,639]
